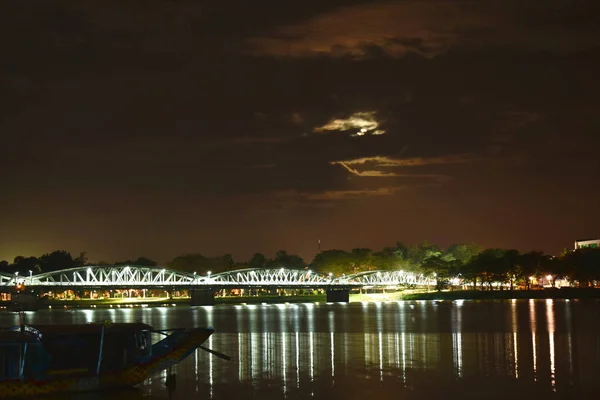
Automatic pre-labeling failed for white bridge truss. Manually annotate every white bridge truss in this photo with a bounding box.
[0,273,13,285]
[208,268,332,287]
[345,270,436,287]
[1,265,435,289]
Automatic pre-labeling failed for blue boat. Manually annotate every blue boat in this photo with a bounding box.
[0,320,223,397]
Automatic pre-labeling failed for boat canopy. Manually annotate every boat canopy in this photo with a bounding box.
[22,323,153,335]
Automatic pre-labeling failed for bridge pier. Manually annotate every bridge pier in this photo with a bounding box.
[326,288,350,303]
[190,289,215,306]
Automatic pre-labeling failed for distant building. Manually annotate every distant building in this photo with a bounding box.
[574,239,600,250]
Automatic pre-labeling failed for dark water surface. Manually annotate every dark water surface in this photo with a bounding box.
[2,299,600,399]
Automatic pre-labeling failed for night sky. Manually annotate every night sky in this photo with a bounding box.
[2,1,599,264]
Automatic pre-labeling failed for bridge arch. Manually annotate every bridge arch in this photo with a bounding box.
[209,268,332,285]
[31,265,197,287]
[344,270,432,286]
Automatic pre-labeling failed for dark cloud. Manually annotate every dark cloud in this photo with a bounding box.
[247,0,600,58]
[1,1,599,262]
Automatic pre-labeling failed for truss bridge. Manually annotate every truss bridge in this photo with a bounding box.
[0,265,436,304]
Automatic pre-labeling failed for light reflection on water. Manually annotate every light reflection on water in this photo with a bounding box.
[527,300,537,384]
[2,300,600,399]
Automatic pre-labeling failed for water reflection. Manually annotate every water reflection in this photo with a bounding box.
[530,299,537,381]
[190,331,593,396]
[2,300,600,399]
[511,300,518,379]
[547,299,556,391]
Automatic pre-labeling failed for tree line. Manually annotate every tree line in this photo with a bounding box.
[0,251,157,276]
[1,243,599,289]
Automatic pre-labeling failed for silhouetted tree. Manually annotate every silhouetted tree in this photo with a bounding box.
[74,252,88,267]
[168,253,235,274]
[168,254,203,273]
[503,249,521,290]
[563,248,600,287]
[11,256,42,275]
[310,250,351,275]
[373,243,409,271]
[444,244,482,264]
[134,257,158,267]
[211,254,235,272]
[546,256,567,284]
[248,253,267,269]
[39,251,73,273]
[0,260,10,273]
[349,248,376,272]
[421,255,458,291]
[407,242,441,268]
[114,257,157,267]
[267,250,305,270]
[460,249,507,290]
[518,251,548,289]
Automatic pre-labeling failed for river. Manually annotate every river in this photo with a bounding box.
[2,299,599,399]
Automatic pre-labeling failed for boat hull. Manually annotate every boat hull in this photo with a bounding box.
[0,327,213,398]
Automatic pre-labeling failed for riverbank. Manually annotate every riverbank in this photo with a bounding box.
[400,288,600,300]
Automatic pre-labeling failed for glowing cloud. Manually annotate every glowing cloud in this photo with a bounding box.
[314,111,384,136]
[330,154,474,180]
[333,154,473,168]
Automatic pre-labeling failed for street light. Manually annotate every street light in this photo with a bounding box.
[29,270,32,284]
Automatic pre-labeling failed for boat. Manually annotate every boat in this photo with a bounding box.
[0,319,225,397]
